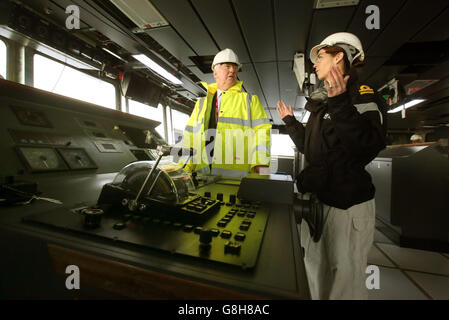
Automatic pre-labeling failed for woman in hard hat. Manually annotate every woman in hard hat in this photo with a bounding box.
[276,32,387,299]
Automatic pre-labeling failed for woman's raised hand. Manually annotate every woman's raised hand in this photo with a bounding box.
[325,67,350,98]
[276,100,293,120]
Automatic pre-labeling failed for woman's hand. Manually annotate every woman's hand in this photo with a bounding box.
[276,100,293,120]
[325,67,350,98]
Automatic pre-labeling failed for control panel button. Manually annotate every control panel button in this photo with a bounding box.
[217,193,223,201]
[239,224,249,231]
[173,222,183,229]
[229,194,236,204]
[237,211,246,217]
[217,220,227,227]
[234,232,246,241]
[194,226,203,234]
[224,241,241,255]
[210,228,220,237]
[183,224,194,232]
[204,192,211,198]
[113,222,126,230]
[220,230,232,239]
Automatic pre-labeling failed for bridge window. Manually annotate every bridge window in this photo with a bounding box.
[33,54,116,109]
[171,108,189,145]
[0,40,6,79]
[271,134,295,157]
[128,99,165,139]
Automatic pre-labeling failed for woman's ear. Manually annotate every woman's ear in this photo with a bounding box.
[334,52,344,65]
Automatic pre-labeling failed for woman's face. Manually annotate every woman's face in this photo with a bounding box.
[313,49,335,81]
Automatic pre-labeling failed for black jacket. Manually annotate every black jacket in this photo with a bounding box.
[283,71,387,209]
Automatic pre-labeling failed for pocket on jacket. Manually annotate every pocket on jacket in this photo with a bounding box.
[352,217,370,231]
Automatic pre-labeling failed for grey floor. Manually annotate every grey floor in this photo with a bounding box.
[367,227,449,300]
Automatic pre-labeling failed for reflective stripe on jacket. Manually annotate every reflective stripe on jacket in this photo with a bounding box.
[181,81,271,178]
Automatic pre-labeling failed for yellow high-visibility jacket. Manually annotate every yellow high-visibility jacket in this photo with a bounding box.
[180,81,271,178]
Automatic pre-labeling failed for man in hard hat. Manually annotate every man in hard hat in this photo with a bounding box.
[277,32,387,299]
[410,134,424,144]
[179,48,271,178]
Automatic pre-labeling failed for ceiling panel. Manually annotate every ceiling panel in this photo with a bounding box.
[278,61,298,109]
[254,62,279,111]
[191,0,250,63]
[189,66,215,84]
[270,107,283,124]
[150,0,218,55]
[307,6,357,55]
[274,0,314,61]
[346,0,407,52]
[367,0,448,57]
[145,27,196,66]
[358,56,389,83]
[237,63,266,107]
[410,6,449,43]
[232,0,276,63]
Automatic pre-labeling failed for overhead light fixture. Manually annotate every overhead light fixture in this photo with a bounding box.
[102,48,127,63]
[109,0,168,30]
[387,99,425,113]
[314,0,359,9]
[132,54,183,85]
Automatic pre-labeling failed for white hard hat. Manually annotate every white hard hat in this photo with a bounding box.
[410,134,423,141]
[211,48,242,71]
[310,32,365,66]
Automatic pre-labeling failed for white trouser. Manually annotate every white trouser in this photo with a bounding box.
[300,198,375,300]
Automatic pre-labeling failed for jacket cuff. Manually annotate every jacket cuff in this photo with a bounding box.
[282,115,299,126]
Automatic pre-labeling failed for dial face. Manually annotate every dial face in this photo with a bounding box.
[17,147,68,172]
[57,148,97,170]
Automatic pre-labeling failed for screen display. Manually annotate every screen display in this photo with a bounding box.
[102,143,116,150]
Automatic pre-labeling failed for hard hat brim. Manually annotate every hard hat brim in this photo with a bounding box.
[211,62,242,71]
[309,44,328,63]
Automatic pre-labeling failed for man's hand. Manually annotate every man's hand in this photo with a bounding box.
[253,165,269,174]
[325,67,350,98]
[276,100,293,120]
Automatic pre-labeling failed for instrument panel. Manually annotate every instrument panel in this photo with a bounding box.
[24,180,269,270]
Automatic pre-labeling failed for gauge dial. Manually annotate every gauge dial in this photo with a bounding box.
[17,147,68,172]
[57,148,97,170]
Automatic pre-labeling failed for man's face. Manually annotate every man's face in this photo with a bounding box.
[213,63,238,90]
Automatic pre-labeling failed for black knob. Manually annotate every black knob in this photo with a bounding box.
[199,229,213,244]
[229,194,236,204]
[217,193,223,201]
[82,208,103,229]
